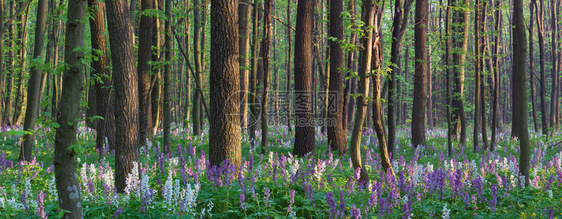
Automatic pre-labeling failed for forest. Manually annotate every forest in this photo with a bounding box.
[0,0,561,217]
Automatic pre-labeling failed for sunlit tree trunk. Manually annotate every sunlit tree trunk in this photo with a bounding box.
[412,0,428,147]
[261,0,272,153]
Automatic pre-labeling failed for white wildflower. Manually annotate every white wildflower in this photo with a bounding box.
[442,204,450,219]
[547,190,553,199]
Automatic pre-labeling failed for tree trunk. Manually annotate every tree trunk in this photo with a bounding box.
[261,0,272,154]
[292,0,315,157]
[327,0,348,155]
[285,0,292,133]
[239,0,251,130]
[349,0,377,184]
[412,0,428,147]
[536,0,548,134]
[342,0,356,130]
[249,1,259,145]
[138,0,154,147]
[513,0,531,185]
[162,0,172,152]
[371,24,395,176]
[490,0,501,150]
[209,0,242,167]
[192,0,203,136]
[445,0,452,156]
[19,0,48,162]
[529,0,539,132]
[13,5,30,126]
[184,0,191,127]
[451,0,468,144]
[54,0,87,216]
[2,1,14,125]
[106,0,140,193]
[549,0,557,133]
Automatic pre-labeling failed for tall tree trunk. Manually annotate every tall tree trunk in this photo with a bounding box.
[106,0,140,193]
[513,0,531,185]
[388,0,413,158]
[163,0,172,152]
[327,0,348,155]
[342,0,356,130]
[138,0,154,146]
[549,0,558,133]
[371,23,395,176]
[184,0,191,127]
[2,1,14,125]
[530,0,539,132]
[445,0,452,156]
[261,0,272,154]
[480,2,488,150]
[13,5,30,126]
[54,0,87,216]
[0,0,3,125]
[89,0,115,152]
[292,0,315,157]
[20,0,48,162]
[151,0,162,137]
[285,0,292,132]
[239,0,251,130]
[451,0,468,144]
[349,0,377,184]
[192,0,203,136]
[412,0,428,147]
[536,0,548,134]
[209,0,242,167]
[490,0,501,150]
[249,1,259,145]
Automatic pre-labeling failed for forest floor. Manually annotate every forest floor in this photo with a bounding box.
[0,123,561,218]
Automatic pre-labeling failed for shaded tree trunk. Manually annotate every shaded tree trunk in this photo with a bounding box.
[412,0,428,147]
[209,0,242,167]
[513,0,531,185]
[19,0,48,162]
[535,0,548,134]
[451,0,468,144]
[490,0,501,150]
[54,0,87,216]
[106,0,140,193]
[285,0,292,132]
[529,0,539,132]
[549,0,557,133]
[192,0,203,136]
[261,0,272,153]
[138,0,154,146]
[327,0,348,155]
[13,5,30,126]
[163,0,172,152]
[292,0,315,157]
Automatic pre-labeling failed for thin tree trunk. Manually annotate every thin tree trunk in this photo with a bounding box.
[163,0,172,152]
[239,0,251,131]
[536,0,548,134]
[549,0,557,133]
[54,0,87,216]
[192,0,203,136]
[20,0,48,162]
[412,0,428,147]
[451,0,468,144]
[261,0,272,154]
[445,0,452,156]
[530,0,539,132]
[349,0,377,184]
[285,0,292,132]
[13,5,30,126]
[490,0,501,150]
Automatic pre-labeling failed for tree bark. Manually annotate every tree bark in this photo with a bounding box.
[192,0,203,136]
[261,0,272,154]
[490,0,501,150]
[13,5,29,126]
[349,0,377,184]
[412,0,428,147]
[162,0,172,152]
[54,0,87,216]
[549,0,557,133]
[530,0,539,132]
[209,0,242,167]
[327,0,348,155]
[451,0,468,144]
[138,0,154,146]
[285,0,292,133]
[19,0,48,162]
[536,0,548,134]
[239,0,251,130]
[106,0,140,193]
[513,0,531,185]
[292,0,315,157]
